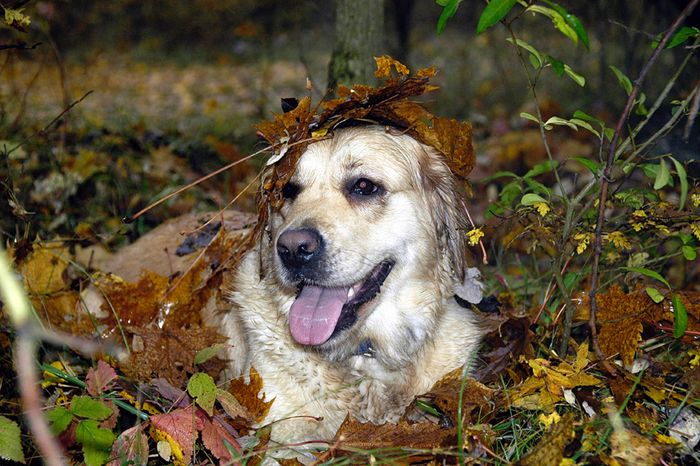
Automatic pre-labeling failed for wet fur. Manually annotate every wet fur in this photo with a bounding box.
[219,126,481,446]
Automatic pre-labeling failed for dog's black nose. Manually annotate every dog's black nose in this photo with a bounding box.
[277,228,323,270]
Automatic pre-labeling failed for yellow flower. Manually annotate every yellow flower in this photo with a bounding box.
[466,227,484,246]
[692,193,700,208]
[534,201,550,217]
[690,349,700,368]
[574,233,590,254]
[605,231,631,250]
[538,411,561,428]
[691,223,700,242]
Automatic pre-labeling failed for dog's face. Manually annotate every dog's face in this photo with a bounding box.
[267,126,467,363]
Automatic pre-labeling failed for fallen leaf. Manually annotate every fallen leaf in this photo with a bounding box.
[334,416,455,460]
[596,285,669,366]
[518,413,576,466]
[150,406,202,461]
[108,425,149,466]
[200,416,241,462]
[19,244,70,294]
[227,368,273,425]
[86,360,118,397]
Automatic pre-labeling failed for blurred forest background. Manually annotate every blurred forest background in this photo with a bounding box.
[1,0,698,247]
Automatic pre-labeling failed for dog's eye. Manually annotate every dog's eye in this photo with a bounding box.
[282,182,301,200]
[349,178,381,197]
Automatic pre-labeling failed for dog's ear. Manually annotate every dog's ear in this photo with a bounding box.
[417,145,469,280]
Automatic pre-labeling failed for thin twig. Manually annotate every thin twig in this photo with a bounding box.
[5,90,94,158]
[125,134,328,224]
[588,0,699,375]
[16,333,67,466]
[0,41,42,51]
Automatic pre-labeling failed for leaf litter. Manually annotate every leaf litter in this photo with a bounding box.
[1,56,699,465]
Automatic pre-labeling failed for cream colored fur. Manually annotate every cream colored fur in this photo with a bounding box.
[220,126,482,448]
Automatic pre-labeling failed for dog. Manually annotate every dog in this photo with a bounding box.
[220,125,483,448]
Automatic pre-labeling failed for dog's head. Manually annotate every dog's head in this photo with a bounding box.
[266,126,468,362]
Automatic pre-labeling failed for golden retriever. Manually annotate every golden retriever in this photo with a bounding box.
[220,125,483,448]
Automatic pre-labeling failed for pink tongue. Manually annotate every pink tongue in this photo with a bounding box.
[289,285,349,345]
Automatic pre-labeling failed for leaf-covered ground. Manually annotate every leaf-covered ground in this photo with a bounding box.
[2,6,700,464]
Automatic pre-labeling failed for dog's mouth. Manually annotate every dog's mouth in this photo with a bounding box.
[288,260,394,346]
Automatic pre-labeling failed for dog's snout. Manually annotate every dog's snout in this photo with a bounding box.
[277,228,323,270]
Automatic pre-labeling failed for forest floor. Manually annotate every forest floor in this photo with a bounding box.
[1,21,700,466]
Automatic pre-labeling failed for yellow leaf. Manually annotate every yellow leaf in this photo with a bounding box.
[4,8,31,30]
[20,245,70,295]
[374,55,410,78]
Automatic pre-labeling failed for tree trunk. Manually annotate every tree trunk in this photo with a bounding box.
[327,0,385,90]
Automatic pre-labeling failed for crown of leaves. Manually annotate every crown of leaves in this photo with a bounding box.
[243,56,475,249]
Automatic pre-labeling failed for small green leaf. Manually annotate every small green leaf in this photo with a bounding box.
[543,116,578,130]
[654,26,700,49]
[528,54,541,69]
[500,180,523,205]
[507,38,543,68]
[623,267,670,288]
[546,55,565,75]
[682,245,697,261]
[477,0,517,34]
[572,110,600,123]
[524,178,551,196]
[436,0,463,34]
[76,420,115,466]
[563,271,579,291]
[70,396,112,421]
[564,64,586,87]
[645,287,665,304]
[653,159,670,190]
[194,343,226,365]
[572,156,600,175]
[46,406,74,435]
[603,127,615,142]
[569,119,599,137]
[521,193,547,206]
[484,170,519,181]
[187,372,217,416]
[610,65,633,95]
[672,294,688,338]
[0,415,26,464]
[524,160,558,178]
[669,157,688,210]
[519,111,540,124]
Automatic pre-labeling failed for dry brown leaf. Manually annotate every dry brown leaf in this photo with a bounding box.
[423,369,494,424]
[517,412,576,466]
[227,368,273,425]
[123,326,225,385]
[334,416,455,456]
[374,55,410,79]
[597,285,669,367]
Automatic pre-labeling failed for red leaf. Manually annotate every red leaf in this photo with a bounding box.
[201,417,242,462]
[86,360,118,396]
[108,425,149,466]
[150,406,203,460]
